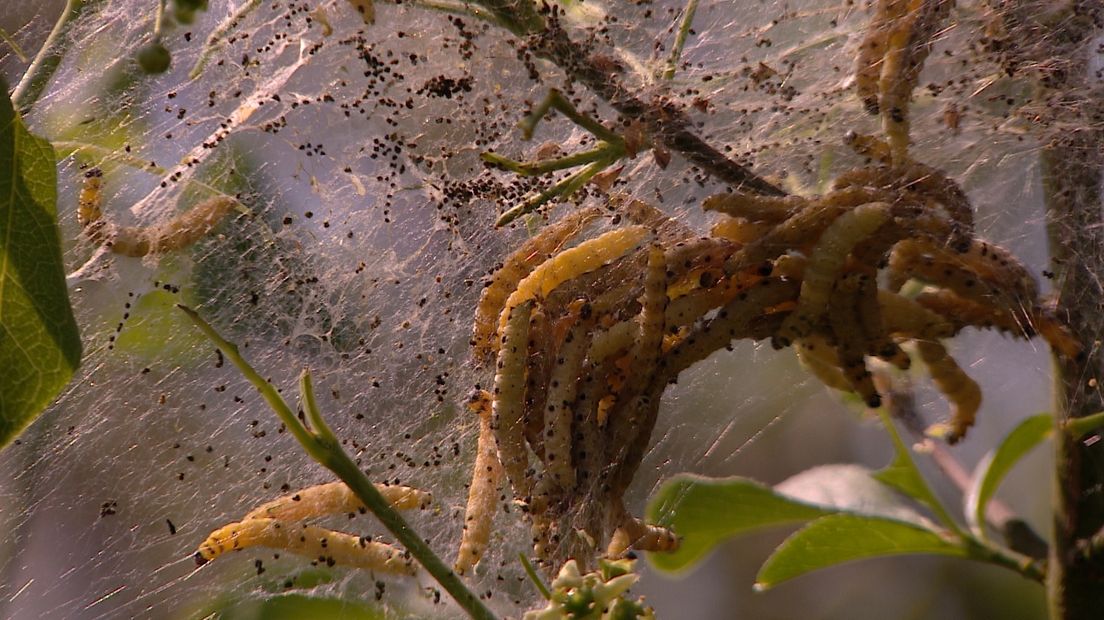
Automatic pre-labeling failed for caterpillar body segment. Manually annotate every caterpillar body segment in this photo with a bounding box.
[195,518,416,575]
[711,217,775,245]
[795,336,852,392]
[703,192,807,223]
[916,340,981,443]
[660,279,802,382]
[78,167,105,231]
[523,306,553,460]
[600,245,669,491]
[878,0,955,165]
[492,301,535,502]
[497,225,650,342]
[878,290,956,339]
[542,303,597,494]
[774,202,893,348]
[856,268,911,369]
[243,481,430,521]
[827,271,882,408]
[472,207,601,364]
[455,390,503,575]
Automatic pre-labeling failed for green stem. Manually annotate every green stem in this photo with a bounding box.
[481,143,613,176]
[520,89,622,143]
[1063,411,1104,440]
[963,538,1046,584]
[178,306,498,620]
[494,154,617,227]
[0,27,29,63]
[519,553,552,600]
[661,0,699,81]
[188,0,262,80]
[11,0,97,113]
[153,0,166,38]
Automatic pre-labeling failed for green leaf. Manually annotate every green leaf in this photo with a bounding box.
[646,474,831,572]
[965,414,1053,538]
[754,514,967,590]
[872,410,957,530]
[646,465,930,573]
[0,77,82,449]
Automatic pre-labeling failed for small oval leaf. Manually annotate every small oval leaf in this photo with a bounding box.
[965,414,1053,538]
[755,514,966,589]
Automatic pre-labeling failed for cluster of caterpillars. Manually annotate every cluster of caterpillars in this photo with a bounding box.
[194,481,432,574]
[188,0,1078,585]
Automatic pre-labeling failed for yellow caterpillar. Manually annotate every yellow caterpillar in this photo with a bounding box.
[455,390,503,575]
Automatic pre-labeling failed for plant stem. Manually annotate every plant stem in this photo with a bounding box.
[0,27,29,63]
[188,0,262,80]
[459,0,783,196]
[661,0,699,80]
[1043,130,1104,618]
[11,0,96,113]
[178,306,498,620]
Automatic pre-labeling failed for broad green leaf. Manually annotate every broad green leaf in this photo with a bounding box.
[646,465,930,573]
[755,514,967,589]
[775,464,930,526]
[647,474,832,572]
[0,78,82,449]
[965,414,1053,538]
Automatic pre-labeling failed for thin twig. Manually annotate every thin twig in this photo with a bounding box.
[0,27,29,63]
[661,0,700,81]
[188,0,263,80]
[12,0,98,113]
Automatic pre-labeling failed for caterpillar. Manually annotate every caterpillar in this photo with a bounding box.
[878,289,956,339]
[876,0,955,164]
[195,519,416,575]
[774,202,893,348]
[856,269,911,369]
[602,245,668,469]
[78,167,105,230]
[916,339,981,444]
[472,207,600,364]
[827,271,882,408]
[78,181,236,258]
[243,481,431,522]
[702,192,807,223]
[795,335,853,392]
[915,289,1082,361]
[496,225,650,342]
[455,390,503,575]
[492,301,535,503]
[542,302,596,494]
